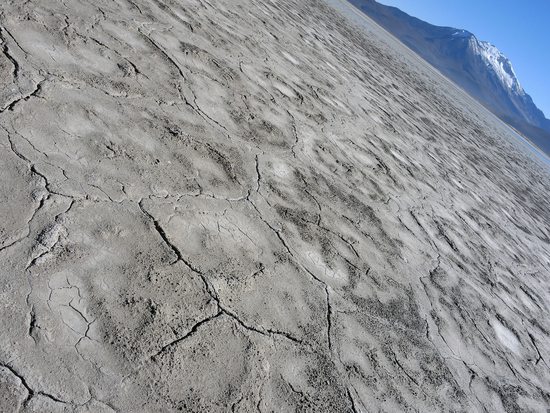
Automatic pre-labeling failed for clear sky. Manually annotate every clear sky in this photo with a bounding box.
[377,0,550,118]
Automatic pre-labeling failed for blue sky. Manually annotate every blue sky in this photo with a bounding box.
[378,0,550,118]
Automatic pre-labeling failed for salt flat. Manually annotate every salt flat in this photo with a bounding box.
[0,0,549,411]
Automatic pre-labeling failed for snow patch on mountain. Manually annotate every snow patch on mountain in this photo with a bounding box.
[472,38,524,94]
[452,29,471,38]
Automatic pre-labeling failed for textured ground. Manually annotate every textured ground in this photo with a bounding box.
[1,0,550,412]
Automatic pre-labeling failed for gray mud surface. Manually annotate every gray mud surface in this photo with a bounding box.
[0,0,549,411]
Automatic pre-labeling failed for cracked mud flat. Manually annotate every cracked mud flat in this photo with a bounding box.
[0,0,549,411]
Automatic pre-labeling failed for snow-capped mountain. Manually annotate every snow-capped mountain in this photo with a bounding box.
[349,0,550,155]
[474,40,522,93]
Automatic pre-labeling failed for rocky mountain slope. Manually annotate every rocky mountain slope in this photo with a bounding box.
[0,0,549,411]
[349,0,550,155]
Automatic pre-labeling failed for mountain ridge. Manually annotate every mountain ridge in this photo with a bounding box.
[349,0,550,155]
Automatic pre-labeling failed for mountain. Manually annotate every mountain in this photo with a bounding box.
[349,0,550,155]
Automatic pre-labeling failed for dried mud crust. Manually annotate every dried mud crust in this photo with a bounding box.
[0,0,549,412]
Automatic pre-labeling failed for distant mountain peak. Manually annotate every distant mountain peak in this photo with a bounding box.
[473,39,524,94]
[350,0,550,155]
